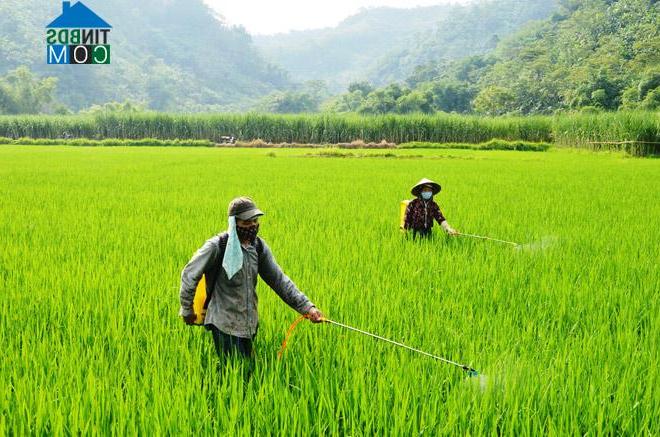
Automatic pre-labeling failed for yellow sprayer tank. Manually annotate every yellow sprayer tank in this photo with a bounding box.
[400,199,411,230]
[192,275,208,325]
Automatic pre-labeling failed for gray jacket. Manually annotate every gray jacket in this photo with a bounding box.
[179,234,314,338]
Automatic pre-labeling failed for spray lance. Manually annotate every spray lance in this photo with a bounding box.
[456,232,560,252]
[456,232,520,248]
[279,315,479,377]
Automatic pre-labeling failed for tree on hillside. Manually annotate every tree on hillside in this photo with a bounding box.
[0,67,59,114]
[473,86,517,115]
[347,82,374,95]
[358,84,406,115]
[422,80,476,113]
[258,91,319,113]
[396,90,433,114]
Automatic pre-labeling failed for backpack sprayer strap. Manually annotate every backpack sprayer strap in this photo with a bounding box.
[203,233,264,309]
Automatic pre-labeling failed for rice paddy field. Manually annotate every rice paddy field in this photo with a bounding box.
[1,145,659,434]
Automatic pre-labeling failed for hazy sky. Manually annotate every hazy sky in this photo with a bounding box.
[203,0,472,35]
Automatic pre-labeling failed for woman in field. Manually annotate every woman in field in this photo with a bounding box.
[404,178,458,239]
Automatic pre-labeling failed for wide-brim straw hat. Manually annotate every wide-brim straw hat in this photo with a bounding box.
[411,178,441,197]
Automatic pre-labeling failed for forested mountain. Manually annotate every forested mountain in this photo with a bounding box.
[0,0,290,112]
[326,0,660,115]
[368,0,558,85]
[1,0,657,115]
[468,0,660,113]
[253,4,464,91]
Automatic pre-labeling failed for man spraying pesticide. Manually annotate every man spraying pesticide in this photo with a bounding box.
[179,197,323,364]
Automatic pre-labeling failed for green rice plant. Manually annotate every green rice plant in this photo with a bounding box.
[0,145,658,434]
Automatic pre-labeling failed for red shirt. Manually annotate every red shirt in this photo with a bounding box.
[404,198,446,232]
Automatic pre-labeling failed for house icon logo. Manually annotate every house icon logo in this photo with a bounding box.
[46,1,112,65]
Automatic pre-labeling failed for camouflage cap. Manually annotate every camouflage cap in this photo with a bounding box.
[228,197,264,220]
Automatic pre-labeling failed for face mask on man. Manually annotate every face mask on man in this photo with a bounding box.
[421,191,433,200]
[236,223,259,242]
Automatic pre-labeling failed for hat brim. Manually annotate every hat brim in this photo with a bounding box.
[411,183,441,197]
[236,208,264,220]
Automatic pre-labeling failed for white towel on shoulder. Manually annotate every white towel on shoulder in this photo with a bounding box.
[222,216,243,280]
